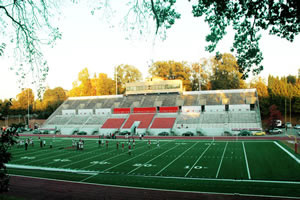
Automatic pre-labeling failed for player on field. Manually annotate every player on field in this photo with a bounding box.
[128,144,132,155]
[148,140,151,149]
[25,139,28,150]
[157,140,160,148]
[106,140,109,149]
[132,138,135,149]
[116,141,119,150]
[122,142,124,152]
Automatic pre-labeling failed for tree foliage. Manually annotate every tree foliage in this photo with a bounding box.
[209,53,246,90]
[115,64,142,94]
[0,127,17,192]
[149,60,192,91]
[192,0,300,78]
[0,0,61,96]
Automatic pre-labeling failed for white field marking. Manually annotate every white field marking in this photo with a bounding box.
[273,141,300,164]
[215,142,228,178]
[155,142,199,175]
[9,174,300,200]
[184,141,213,177]
[6,164,98,175]
[22,144,102,166]
[242,142,251,179]
[20,156,36,160]
[66,144,145,169]
[79,142,151,170]
[128,144,179,175]
[80,142,172,182]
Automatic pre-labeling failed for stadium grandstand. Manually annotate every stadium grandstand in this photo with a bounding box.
[42,79,262,136]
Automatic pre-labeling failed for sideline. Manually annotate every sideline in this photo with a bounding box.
[273,141,300,164]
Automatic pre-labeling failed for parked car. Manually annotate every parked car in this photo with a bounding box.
[253,131,266,136]
[32,129,41,134]
[286,122,292,128]
[269,128,282,134]
[182,132,194,136]
[294,124,300,129]
[238,130,251,136]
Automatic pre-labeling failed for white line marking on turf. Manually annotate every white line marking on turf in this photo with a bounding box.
[155,142,199,176]
[6,164,98,175]
[215,142,228,178]
[184,141,213,177]
[80,142,171,182]
[273,141,300,164]
[9,174,300,200]
[242,142,251,179]
[128,144,179,175]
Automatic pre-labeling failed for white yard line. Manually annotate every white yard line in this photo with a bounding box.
[184,141,213,177]
[155,142,199,176]
[80,142,171,182]
[215,142,228,178]
[242,141,251,179]
[127,144,179,174]
[273,141,300,164]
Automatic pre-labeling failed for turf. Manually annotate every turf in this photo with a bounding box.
[7,137,300,198]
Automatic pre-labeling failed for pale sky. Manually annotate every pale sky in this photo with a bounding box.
[0,1,299,100]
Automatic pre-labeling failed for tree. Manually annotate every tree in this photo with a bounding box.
[287,75,296,85]
[209,53,246,90]
[250,77,269,117]
[10,88,34,111]
[92,73,115,96]
[0,128,17,192]
[0,1,61,95]
[115,64,142,94]
[149,60,192,91]
[268,104,282,129]
[69,68,93,97]
[192,0,300,78]
[190,60,210,91]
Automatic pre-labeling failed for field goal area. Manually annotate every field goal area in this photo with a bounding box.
[7,137,300,198]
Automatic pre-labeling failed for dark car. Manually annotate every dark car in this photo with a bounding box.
[238,130,251,136]
[182,132,194,136]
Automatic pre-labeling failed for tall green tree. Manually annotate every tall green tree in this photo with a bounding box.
[115,64,142,94]
[149,60,192,91]
[250,77,269,117]
[209,53,246,90]
[191,0,300,78]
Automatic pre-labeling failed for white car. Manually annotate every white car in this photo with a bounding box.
[294,124,300,129]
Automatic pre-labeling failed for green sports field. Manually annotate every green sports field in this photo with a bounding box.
[7,137,300,198]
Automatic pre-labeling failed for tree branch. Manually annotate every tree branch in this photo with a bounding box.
[150,0,160,34]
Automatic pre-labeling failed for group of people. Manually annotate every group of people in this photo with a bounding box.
[17,137,34,150]
[72,138,84,150]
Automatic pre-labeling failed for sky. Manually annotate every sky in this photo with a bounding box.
[0,1,299,100]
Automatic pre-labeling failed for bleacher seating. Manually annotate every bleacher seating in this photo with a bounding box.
[114,108,131,114]
[122,114,155,128]
[151,118,176,128]
[159,106,178,113]
[85,116,107,125]
[102,118,126,129]
[67,116,90,125]
[133,107,156,113]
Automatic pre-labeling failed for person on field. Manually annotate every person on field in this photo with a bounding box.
[157,140,160,148]
[40,139,43,148]
[128,144,132,156]
[30,137,34,147]
[98,139,101,147]
[43,140,46,147]
[122,142,124,152]
[148,140,151,149]
[116,141,119,150]
[132,138,135,149]
[25,139,28,150]
[106,140,109,149]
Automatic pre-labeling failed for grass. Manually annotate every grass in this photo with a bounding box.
[7,136,300,198]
